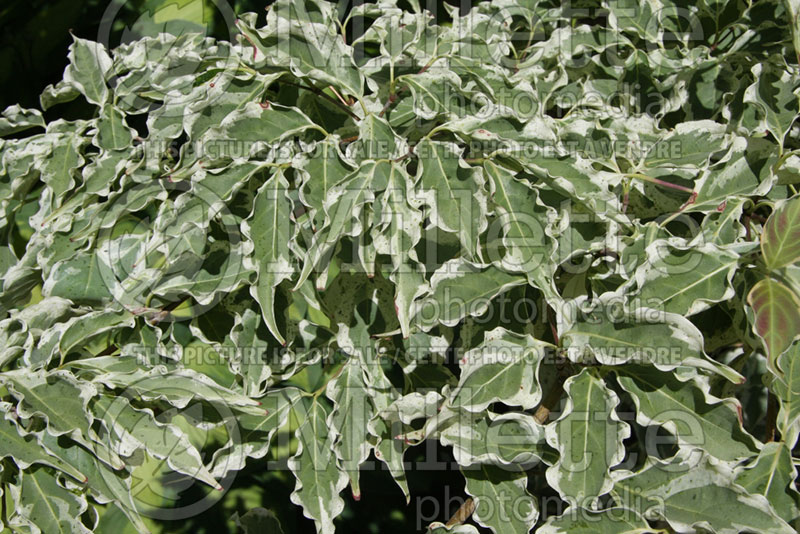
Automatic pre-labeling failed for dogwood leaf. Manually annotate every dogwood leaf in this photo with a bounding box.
[545,369,628,507]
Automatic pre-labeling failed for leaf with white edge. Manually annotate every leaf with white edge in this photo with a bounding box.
[0,371,123,468]
[0,105,45,136]
[350,113,404,161]
[64,36,112,107]
[354,323,410,500]
[463,465,538,534]
[288,397,348,534]
[437,411,551,468]
[771,342,800,446]
[371,161,427,337]
[183,72,284,139]
[744,62,800,148]
[225,307,283,396]
[642,120,730,169]
[37,432,148,534]
[545,369,628,507]
[694,197,750,246]
[9,467,92,534]
[14,296,74,333]
[232,508,285,534]
[39,80,80,110]
[245,169,294,345]
[42,252,114,304]
[210,387,301,479]
[401,71,467,121]
[612,452,794,534]
[93,395,222,491]
[58,309,135,358]
[368,414,410,500]
[241,5,364,98]
[521,156,626,225]
[192,161,265,207]
[761,195,800,270]
[787,0,800,64]
[325,358,373,500]
[0,417,87,483]
[691,137,777,212]
[299,137,354,231]
[536,508,652,534]
[414,259,526,329]
[615,365,758,462]
[483,160,560,303]
[202,102,319,158]
[560,294,743,382]
[38,130,87,207]
[415,138,488,260]
[627,241,740,316]
[426,523,479,534]
[92,368,263,412]
[94,107,134,151]
[1,0,799,529]
[294,161,389,289]
[747,278,800,372]
[734,441,800,524]
[450,328,546,412]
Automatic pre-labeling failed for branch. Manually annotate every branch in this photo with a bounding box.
[534,379,565,425]
[445,498,475,527]
[282,81,360,121]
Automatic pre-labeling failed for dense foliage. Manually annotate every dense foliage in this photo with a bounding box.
[1,0,800,532]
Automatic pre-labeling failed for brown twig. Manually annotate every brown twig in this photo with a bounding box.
[743,213,753,240]
[378,92,398,117]
[328,85,350,107]
[534,380,565,425]
[765,392,778,442]
[678,191,698,211]
[547,305,559,346]
[445,498,475,527]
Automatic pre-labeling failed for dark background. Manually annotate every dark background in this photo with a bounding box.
[0,0,472,111]
[0,0,267,110]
